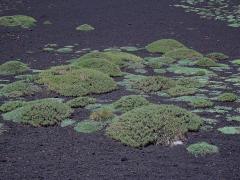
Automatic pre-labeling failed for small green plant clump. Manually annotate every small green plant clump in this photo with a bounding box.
[74,120,103,133]
[195,58,219,67]
[37,65,117,97]
[189,98,214,108]
[76,24,95,31]
[217,93,237,102]
[0,15,37,28]
[164,48,203,60]
[106,104,203,148]
[71,58,122,77]
[0,100,27,113]
[0,80,41,97]
[218,126,240,134]
[145,39,186,53]
[206,52,229,61]
[166,86,196,97]
[0,61,29,75]
[113,95,150,112]
[187,142,219,156]
[56,47,73,53]
[66,97,96,108]
[90,109,114,121]
[2,99,72,127]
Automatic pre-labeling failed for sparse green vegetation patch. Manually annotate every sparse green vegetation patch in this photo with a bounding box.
[0,61,29,75]
[206,52,229,61]
[195,58,219,67]
[74,120,103,133]
[0,100,27,113]
[217,93,237,102]
[187,142,219,156]
[90,109,114,122]
[189,98,214,108]
[76,24,95,31]
[0,15,37,28]
[106,104,203,148]
[164,48,203,60]
[66,97,96,108]
[218,126,240,134]
[166,86,196,97]
[37,66,117,96]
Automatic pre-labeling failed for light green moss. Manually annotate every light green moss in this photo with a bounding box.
[0,15,37,28]
[76,24,95,31]
[166,86,196,97]
[206,52,229,61]
[195,57,219,67]
[187,142,219,156]
[218,126,240,134]
[164,48,203,60]
[0,61,29,75]
[74,120,103,133]
[0,100,27,113]
[217,93,237,102]
[56,47,73,53]
[189,98,214,108]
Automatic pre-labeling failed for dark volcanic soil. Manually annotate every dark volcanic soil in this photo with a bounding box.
[0,0,240,179]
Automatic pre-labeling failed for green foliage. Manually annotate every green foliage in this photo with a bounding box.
[232,59,240,65]
[76,24,95,31]
[144,56,176,68]
[167,65,212,76]
[2,98,72,127]
[187,142,219,156]
[0,80,41,97]
[145,39,186,53]
[0,61,29,75]
[77,51,143,67]
[218,126,240,134]
[206,52,229,61]
[132,76,176,93]
[0,15,37,28]
[113,95,150,112]
[0,100,27,113]
[61,119,76,127]
[195,58,219,67]
[90,109,114,121]
[66,97,96,108]
[217,93,237,102]
[106,104,203,148]
[164,48,203,60]
[74,120,103,133]
[71,58,122,77]
[37,65,117,97]
[56,47,73,53]
[166,86,196,97]
[189,98,214,108]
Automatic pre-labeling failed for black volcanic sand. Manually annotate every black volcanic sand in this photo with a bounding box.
[0,0,240,179]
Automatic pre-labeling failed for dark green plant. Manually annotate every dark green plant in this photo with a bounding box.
[166,86,196,97]
[217,93,237,102]
[106,104,203,148]
[90,109,114,121]
[37,65,117,97]
[206,52,229,61]
[145,39,186,53]
[66,97,96,108]
[0,60,29,75]
[164,48,203,60]
[189,98,214,108]
[187,142,219,156]
[0,100,27,113]
[195,57,219,67]
[0,15,37,28]
[113,95,150,112]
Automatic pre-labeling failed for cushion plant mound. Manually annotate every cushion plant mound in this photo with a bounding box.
[0,15,37,28]
[74,120,103,133]
[217,93,237,102]
[176,77,206,88]
[218,126,240,135]
[164,48,203,60]
[106,104,203,148]
[132,76,176,93]
[76,24,95,31]
[71,58,122,77]
[206,52,229,61]
[66,97,96,108]
[113,95,150,112]
[0,61,29,75]
[187,142,219,156]
[2,98,72,127]
[166,86,196,97]
[77,51,143,67]
[0,80,41,97]
[37,65,117,97]
[189,98,214,108]
[145,39,186,53]
[195,58,219,67]
[90,109,114,122]
[0,100,27,113]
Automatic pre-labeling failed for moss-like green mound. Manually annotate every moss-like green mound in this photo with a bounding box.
[187,142,219,156]
[77,51,143,67]
[0,100,27,113]
[71,58,122,77]
[189,98,213,108]
[37,65,117,97]
[66,97,96,108]
[166,86,196,97]
[195,58,219,67]
[0,80,41,97]
[76,24,95,31]
[0,15,37,28]
[145,39,186,53]
[206,52,229,61]
[132,76,176,93]
[113,95,150,112]
[164,48,203,60]
[2,99,72,127]
[74,120,103,133]
[90,109,114,121]
[217,93,237,102]
[218,126,240,134]
[144,56,176,68]
[106,104,203,147]
[56,47,73,53]
[0,61,29,75]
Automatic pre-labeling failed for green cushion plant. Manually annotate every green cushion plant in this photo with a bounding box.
[106,104,203,148]
[189,98,214,108]
[217,93,237,102]
[195,57,219,67]
[187,142,219,156]
[0,100,27,113]
[0,15,37,28]
[164,48,203,60]
[90,109,114,121]
[0,60,29,75]
[206,52,229,61]
[66,97,96,108]
[76,24,95,31]
[166,86,196,97]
